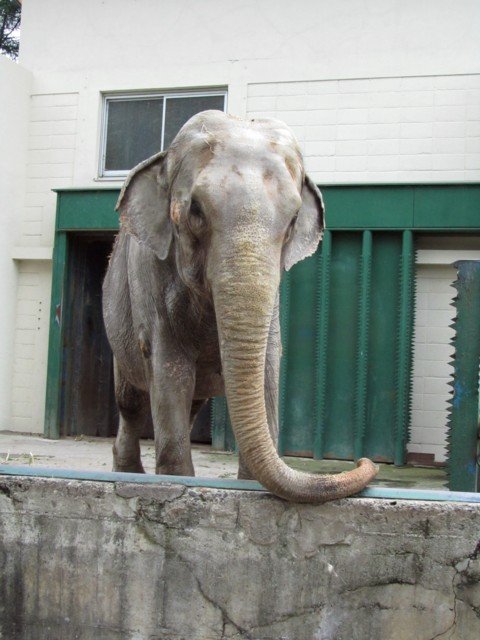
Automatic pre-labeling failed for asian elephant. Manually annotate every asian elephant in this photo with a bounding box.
[102,110,378,502]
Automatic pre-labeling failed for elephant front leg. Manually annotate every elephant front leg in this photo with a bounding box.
[113,360,149,473]
[150,351,196,477]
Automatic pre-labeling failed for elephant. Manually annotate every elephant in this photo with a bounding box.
[102,110,378,503]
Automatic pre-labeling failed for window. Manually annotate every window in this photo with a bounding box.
[100,90,227,177]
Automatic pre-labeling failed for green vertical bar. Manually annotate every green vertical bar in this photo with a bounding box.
[211,397,236,452]
[278,270,291,455]
[354,230,372,459]
[44,229,68,439]
[447,261,480,492]
[394,230,415,466]
[314,230,332,459]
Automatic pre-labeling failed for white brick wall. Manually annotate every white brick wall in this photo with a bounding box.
[247,75,480,183]
[22,93,78,247]
[8,92,78,433]
[10,261,52,433]
[409,264,457,463]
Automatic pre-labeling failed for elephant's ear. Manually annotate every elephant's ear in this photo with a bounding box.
[115,150,172,260]
[283,175,325,271]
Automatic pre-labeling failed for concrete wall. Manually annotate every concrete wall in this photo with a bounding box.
[7,0,480,440]
[1,475,479,639]
[0,56,31,431]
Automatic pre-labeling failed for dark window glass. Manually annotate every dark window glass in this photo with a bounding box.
[104,98,164,171]
[163,94,226,148]
[103,93,226,174]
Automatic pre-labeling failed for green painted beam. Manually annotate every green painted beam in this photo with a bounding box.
[53,184,480,233]
[414,185,480,229]
[44,231,68,439]
[56,189,119,230]
[322,186,414,229]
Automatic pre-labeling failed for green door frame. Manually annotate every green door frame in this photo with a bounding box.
[45,184,480,464]
[44,189,119,438]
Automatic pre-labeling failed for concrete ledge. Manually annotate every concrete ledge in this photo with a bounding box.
[0,475,479,640]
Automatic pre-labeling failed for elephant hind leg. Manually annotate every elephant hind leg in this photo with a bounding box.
[113,363,149,473]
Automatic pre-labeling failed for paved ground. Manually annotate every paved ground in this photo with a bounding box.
[0,431,447,490]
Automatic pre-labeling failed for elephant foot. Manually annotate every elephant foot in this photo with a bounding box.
[112,444,145,473]
[113,462,146,473]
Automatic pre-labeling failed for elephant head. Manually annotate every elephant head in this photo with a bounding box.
[116,110,377,502]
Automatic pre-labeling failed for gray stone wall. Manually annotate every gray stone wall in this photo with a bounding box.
[0,475,479,639]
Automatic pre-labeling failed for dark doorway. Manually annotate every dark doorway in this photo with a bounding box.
[60,232,211,443]
[61,233,119,437]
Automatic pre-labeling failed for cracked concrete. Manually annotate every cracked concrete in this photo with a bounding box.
[0,475,479,640]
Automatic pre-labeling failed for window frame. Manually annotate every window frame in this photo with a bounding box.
[99,88,228,179]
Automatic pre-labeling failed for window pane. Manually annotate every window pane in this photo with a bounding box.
[104,98,164,172]
[163,95,225,149]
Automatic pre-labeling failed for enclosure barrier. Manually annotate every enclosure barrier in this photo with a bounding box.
[447,260,480,492]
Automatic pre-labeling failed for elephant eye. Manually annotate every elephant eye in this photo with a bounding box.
[190,199,204,220]
[187,199,206,235]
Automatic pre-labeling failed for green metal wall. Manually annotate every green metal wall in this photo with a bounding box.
[212,229,415,464]
[46,184,480,468]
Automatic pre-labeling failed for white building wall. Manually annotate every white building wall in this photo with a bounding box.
[7,0,480,447]
[0,56,31,431]
[247,75,480,184]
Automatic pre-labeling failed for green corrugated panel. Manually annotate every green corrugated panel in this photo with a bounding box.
[363,233,403,461]
[282,253,319,456]
[210,396,236,452]
[321,233,362,459]
[354,230,372,459]
[313,230,332,459]
[446,261,480,492]
[211,230,414,463]
[394,230,416,465]
[278,270,291,455]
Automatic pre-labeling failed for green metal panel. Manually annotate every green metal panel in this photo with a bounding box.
[47,184,478,456]
[213,231,414,463]
[414,185,480,229]
[210,396,236,452]
[322,186,414,229]
[321,233,362,458]
[56,189,119,230]
[446,261,480,492]
[394,230,415,465]
[278,270,291,455]
[313,230,332,459]
[44,231,68,439]
[363,233,403,461]
[354,230,372,459]
[53,183,480,234]
[212,230,415,462]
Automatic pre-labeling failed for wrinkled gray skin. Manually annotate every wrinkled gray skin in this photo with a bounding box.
[103,110,377,503]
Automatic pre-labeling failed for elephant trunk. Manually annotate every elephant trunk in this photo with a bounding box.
[213,253,378,504]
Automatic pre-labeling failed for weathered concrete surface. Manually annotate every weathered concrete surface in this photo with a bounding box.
[0,475,479,640]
